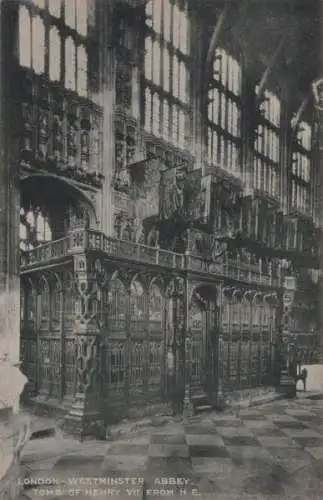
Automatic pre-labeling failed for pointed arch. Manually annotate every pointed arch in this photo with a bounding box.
[130,279,146,332]
[148,282,164,333]
[109,276,127,336]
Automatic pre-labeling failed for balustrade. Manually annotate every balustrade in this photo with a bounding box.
[20,229,279,287]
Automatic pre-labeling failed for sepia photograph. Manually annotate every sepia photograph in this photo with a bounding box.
[0,0,323,498]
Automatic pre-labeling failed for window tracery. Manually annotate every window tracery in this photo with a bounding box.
[207,48,241,174]
[20,207,52,251]
[291,121,312,214]
[254,88,281,197]
[19,1,89,97]
[144,0,190,148]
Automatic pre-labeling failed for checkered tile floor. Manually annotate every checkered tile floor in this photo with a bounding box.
[20,397,323,499]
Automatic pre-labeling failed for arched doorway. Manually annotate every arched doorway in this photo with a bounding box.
[189,284,218,398]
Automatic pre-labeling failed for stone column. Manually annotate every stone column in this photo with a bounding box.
[96,0,115,237]
[0,3,30,497]
[190,11,207,172]
[63,254,104,439]
[312,78,323,362]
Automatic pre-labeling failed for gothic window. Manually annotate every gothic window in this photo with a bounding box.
[254,88,281,198]
[20,207,52,251]
[207,49,242,175]
[49,26,61,81]
[18,1,89,97]
[19,7,32,68]
[65,37,76,90]
[32,15,45,75]
[48,0,61,18]
[291,121,312,214]
[64,0,88,36]
[144,0,190,148]
[70,48,87,95]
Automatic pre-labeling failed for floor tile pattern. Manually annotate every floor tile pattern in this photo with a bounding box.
[20,397,323,499]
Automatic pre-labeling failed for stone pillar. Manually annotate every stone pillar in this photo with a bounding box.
[312,77,323,362]
[0,3,30,497]
[96,0,115,237]
[63,254,104,439]
[190,11,207,172]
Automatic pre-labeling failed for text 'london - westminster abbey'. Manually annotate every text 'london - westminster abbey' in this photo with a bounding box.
[1,0,322,436]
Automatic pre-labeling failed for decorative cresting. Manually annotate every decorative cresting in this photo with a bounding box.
[63,255,104,438]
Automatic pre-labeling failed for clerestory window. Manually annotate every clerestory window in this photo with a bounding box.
[207,48,242,175]
[19,0,89,97]
[291,121,312,215]
[254,88,281,198]
[144,0,190,149]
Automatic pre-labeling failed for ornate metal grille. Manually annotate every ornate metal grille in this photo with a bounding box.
[105,342,126,394]
[189,300,204,390]
[130,280,146,334]
[128,342,145,398]
[39,276,50,331]
[109,278,127,337]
